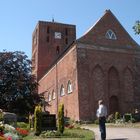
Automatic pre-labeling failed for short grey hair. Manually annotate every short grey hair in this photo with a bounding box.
[98,100,103,105]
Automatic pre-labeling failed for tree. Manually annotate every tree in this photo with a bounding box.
[34,105,42,135]
[58,104,64,134]
[0,51,40,115]
[133,20,140,34]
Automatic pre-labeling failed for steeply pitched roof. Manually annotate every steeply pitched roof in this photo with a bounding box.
[77,10,139,49]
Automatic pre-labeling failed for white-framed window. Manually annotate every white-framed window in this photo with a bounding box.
[48,92,51,102]
[105,29,117,40]
[67,81,73,94]
[60,85,65,96]
[52,90,56,100]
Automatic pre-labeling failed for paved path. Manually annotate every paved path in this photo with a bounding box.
[82,125,140,140]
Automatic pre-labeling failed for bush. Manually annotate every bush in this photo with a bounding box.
[94,119,99,124]
[17,122,29,129]
[0,110,3,122]
[0,125,4,132]
[123,113,132,122]
[34,105,42,135]
[107,114,115,123]
[58,104,64,134]
[132,113,140,122]
[115,112,121,120]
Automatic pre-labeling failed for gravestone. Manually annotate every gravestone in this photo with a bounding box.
[41,113,57,131]
[3,112,17,126]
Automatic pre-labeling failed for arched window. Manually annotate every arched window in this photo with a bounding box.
[48,92,51,102]
[105,29,117,40]
[52,90,56,100]
[60,85,65,96]
[67,81,73,94]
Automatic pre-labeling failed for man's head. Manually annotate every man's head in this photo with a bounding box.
[98,100,103,105]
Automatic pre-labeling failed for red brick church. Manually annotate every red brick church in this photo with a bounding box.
[32,10,140,121]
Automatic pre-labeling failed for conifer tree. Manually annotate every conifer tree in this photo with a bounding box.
[58,104,64,134]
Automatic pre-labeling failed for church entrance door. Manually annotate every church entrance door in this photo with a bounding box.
[109,95,119,114]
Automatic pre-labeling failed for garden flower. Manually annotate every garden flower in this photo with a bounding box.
[4,132,19,140]
[16,128,28,137]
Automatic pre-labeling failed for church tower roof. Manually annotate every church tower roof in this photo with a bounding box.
[77,10,139,49]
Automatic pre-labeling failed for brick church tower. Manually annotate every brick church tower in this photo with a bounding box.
[32,21,76,80]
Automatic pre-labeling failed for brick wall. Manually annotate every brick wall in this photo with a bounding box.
[38,45,80,121]
[77,43,136,120]
[32,21,76,80]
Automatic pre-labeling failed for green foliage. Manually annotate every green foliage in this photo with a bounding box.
[0,124,4,132]
[34,105,42,135]
[115,112,121,120]
[0,111,3,121]
[17,122,29,130]
[94,119,99,124]
[0,51,40,115]
[107,114,115,123]
[123,113,132,122]
[40,128,94,139]
[58,104,64,134]
[41,130,61,138]
[133,20,140,34]
[132,113,140,122]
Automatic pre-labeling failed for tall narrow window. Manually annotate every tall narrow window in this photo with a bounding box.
[105,29,117,40]
[67,81,73,94]
[56,46,60,54]
[60,85,65,96]
[48,92,51,101]
[52,90,56,100]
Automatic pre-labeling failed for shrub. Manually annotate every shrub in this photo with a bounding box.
[115,112,121,120]
[0,125,4,132]
[17,122,29,130]
[107,114,115,123]
[94,119,99,124]
[0,111,3,122]
[58,104,64,134]
[132,113,140,122]
[34,105,42,135]
[123,113,132,122]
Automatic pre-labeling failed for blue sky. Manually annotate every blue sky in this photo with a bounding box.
[0,0,139,58]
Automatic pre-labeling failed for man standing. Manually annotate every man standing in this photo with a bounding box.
[96,100,107,140]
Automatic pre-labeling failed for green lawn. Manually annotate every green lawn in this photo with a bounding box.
[23,128,94,140]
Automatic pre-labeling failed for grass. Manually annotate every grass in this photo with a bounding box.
[23,128,94,140]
